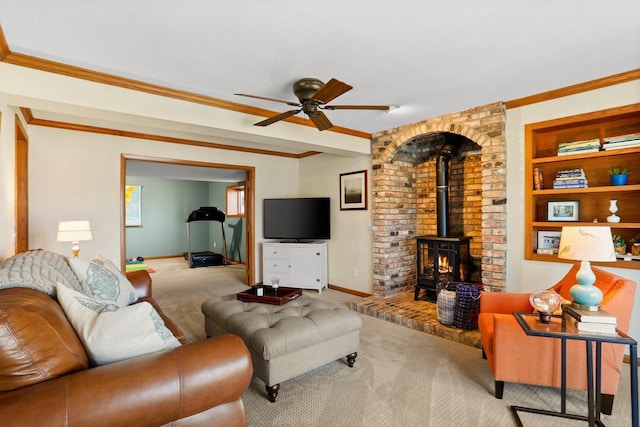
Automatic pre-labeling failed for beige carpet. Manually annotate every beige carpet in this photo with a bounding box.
[148,257,635,427]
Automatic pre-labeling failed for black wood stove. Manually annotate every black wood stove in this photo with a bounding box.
[414,141,472,301]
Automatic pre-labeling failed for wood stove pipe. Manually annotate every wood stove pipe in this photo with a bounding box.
[436,142,458,237]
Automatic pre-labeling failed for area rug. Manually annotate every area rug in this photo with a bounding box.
[125,262,155,273]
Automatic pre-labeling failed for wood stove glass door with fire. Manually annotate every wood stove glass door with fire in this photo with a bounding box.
[415,236,471,301]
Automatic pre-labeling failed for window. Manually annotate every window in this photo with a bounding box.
[226,184,245,217]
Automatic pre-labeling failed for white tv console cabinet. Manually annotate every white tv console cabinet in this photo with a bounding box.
[262,241,328,293]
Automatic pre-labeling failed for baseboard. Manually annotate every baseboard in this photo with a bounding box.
[328,284,371,298]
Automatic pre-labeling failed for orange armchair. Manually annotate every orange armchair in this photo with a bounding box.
[478,264,636,414]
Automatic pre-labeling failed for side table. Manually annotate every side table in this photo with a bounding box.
[512,312,638,427]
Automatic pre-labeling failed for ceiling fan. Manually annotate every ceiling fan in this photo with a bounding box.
[235,78,390,131]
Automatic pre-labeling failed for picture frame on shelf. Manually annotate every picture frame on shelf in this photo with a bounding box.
[339,170,368,210]
[537,230,562,254]
[547,200,580,222]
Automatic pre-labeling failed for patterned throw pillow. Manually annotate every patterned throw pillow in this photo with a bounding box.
[56,284,181,366]
[68,255,138,307]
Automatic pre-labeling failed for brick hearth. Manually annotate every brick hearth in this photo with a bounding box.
[350,292,481,349]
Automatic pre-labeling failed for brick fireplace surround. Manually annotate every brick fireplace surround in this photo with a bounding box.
[370,102,507,297]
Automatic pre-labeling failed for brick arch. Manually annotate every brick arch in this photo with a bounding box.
[370,102,506,297]
[377,123,488,165]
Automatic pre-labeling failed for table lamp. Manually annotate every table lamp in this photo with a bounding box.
[56,220,92,258]
[557,226,616,311]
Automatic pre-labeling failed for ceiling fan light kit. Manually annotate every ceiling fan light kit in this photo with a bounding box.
[235,78,391,131]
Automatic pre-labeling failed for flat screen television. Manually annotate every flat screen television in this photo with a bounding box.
[263,197,330,241]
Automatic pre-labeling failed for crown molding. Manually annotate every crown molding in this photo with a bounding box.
[505,69,640,109]
[0,26,370,141]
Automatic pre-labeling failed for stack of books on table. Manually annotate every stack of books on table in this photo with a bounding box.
[557,138,601,156]
[562,304,617,334]
[553,168,588,189]
[602,132,640,151]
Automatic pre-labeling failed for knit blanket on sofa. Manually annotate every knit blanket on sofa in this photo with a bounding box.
[0,250,84,296]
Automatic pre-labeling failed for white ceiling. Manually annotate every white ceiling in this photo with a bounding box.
[1,0,639,136]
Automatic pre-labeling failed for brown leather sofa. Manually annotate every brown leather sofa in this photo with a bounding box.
[0,268,253,427]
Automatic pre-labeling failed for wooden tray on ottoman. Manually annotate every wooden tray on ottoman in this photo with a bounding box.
[236,286,302,305]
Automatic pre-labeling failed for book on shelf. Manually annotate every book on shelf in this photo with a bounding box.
[557,138,601,149]
[602,140,640,151]
[553,182,588,189]
[533,168,543,190]
[557,147,601,156]
[562,304,617,324]
[603,132,640,144]
[555,168,586,179]
[565,314,617,334]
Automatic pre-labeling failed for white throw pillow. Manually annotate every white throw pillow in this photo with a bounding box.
[56,284,181,366]
[68,255,138,307]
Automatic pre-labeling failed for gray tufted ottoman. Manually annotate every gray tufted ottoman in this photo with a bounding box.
[201,294,362,402]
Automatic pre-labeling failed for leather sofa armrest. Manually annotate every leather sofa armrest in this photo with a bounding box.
[0,335,252,427]
[126,269,152,299]
[480,291,533,315]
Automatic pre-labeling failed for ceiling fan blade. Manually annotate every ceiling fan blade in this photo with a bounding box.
[323,105,391,111]
[310,111,334,131]
[235,93,301,107]
[312,78,353,104]
[254,109,302,127]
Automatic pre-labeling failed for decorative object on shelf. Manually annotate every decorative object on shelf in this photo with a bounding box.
[557,226,617,310]
[547,200,580,222]
[612,234,627,255]
[339,170,368,210]
[529,289,562,323]
[608,167,629,186]
[56,220,92,258]
[537,230,561,254]
[606,199,621,223]
[630,234,640,256]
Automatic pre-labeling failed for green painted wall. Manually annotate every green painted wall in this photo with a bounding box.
[125,176,210,259]
[125,176,246,261]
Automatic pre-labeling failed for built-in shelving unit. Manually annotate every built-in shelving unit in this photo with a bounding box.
[524,103,640,270]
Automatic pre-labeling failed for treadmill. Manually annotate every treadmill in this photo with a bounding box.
[185,207,228,268]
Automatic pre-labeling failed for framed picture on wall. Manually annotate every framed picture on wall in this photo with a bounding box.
[340,170,368,210]
[125,185,142,226]
[537,230,561,254]
[547,200,580,222]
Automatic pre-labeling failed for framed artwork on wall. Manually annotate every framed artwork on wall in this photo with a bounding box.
[340,170,368,210]
[125,185,142,226]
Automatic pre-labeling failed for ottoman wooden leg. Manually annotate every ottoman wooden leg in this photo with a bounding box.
[266,383,280,402]
[346,352,357,367]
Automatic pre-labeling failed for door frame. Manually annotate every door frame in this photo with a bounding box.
[14,114,29,254]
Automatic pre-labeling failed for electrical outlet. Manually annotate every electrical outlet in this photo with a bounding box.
[352,268,358,278]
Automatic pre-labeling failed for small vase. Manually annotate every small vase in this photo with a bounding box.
[607,199,620,223]
[610,174,628,186]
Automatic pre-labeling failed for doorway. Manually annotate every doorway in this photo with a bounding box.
[120,154,255,286]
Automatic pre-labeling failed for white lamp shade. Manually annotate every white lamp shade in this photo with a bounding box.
[557,226,616,262]
[56,221,92,242]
